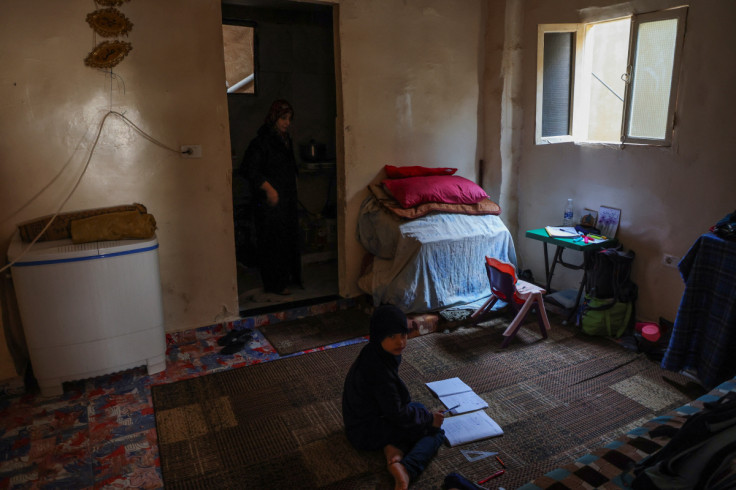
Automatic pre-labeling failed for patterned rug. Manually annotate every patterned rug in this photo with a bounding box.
[257,307,371,356]
[152,318,700,489]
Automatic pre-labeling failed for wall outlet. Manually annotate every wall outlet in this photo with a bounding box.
[662,254,679,268]
[180,145,202,158]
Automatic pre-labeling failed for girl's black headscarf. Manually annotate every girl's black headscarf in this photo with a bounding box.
[369,305,409,345]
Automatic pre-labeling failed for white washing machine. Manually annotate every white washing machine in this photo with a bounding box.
[7,231,166,396]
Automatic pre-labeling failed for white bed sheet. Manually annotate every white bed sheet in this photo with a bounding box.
[357,196,517,313]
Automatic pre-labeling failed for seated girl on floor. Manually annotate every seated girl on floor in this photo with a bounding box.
[342,305,445,490]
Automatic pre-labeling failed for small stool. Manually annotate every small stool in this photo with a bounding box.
[471,257,551,348]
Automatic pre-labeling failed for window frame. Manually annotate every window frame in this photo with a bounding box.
[535,7,687,147]
[621,7,688,146]
[535,24,584,145]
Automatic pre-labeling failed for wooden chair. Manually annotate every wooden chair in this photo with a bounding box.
[471,257,551,347]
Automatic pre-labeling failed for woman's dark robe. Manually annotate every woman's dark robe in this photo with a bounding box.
[242,124,301,293]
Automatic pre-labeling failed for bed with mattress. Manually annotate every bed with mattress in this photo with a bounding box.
[357,170,517,313]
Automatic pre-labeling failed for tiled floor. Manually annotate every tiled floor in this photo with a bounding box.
[237,256,339,313]
[0,298,365,489]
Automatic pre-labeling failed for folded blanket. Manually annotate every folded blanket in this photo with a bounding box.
[17,203,148,242]
[70,210,157,244]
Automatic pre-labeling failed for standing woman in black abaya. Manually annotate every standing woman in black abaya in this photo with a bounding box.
[242,99,302,295]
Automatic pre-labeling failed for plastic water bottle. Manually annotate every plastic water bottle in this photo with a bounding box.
[563,198,574,226]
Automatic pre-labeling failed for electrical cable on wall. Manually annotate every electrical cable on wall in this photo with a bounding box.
[1,135,89,228]
[3,2,193,274]
[0,110,186,274]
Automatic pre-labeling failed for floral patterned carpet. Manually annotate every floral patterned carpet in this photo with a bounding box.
[0,298,361,489]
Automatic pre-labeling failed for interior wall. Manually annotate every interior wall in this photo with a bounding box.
[9,0,724,379]
[0,0,488,382]
[337,0,485,298]
[516,0,736,322]
[0,0,238,382]
[481,2,507,211]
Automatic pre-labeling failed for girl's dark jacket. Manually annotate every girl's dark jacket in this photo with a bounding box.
[342,342,433,450]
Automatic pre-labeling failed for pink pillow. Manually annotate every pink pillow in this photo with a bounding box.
[382,175,489,208]
[384,165,457,178]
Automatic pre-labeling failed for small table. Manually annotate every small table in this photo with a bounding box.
[525,228,617,322]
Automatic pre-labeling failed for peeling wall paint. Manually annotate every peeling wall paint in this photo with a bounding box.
[498,0,523,239]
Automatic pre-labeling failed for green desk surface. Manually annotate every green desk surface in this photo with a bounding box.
[525,228,617,251]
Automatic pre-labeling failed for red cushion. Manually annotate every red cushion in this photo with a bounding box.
[384,165,457,178]
[382,175,489,208]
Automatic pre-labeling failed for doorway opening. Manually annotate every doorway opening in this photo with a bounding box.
[222,1,339,316]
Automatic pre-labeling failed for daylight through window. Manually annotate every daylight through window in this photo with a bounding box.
[535,7,687,147]
[223,23,255,94]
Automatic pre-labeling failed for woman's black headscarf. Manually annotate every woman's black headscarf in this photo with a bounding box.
[264,99,294,127]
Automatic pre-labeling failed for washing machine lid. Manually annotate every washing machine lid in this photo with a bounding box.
[7,231,159,266]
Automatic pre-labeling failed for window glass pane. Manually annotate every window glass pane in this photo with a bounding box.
[585,19,629,142]
[542,32,573,137]
[223,24,255,94]
[627,19,677,139]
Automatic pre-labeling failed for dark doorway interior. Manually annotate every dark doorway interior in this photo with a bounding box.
[223,1,338,315]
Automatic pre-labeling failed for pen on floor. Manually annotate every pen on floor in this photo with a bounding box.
[477,469,505,484]
[441,404,460,415]
[496,455,505,467]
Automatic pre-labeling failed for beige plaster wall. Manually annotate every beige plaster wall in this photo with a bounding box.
[0,0,238,379]
[336,0,485,298]
[6,0,727,381]
[481,2,508,217]
[516,0,736,322]
[0,0,487,381]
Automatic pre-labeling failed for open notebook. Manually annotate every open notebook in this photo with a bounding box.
[441,411,504,447]
[544,226,579,238]
[426,377,503,446]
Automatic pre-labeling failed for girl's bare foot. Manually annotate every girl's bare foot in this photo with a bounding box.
[384,444,404,465]
[384,445,409,490]
[387,461,410,490]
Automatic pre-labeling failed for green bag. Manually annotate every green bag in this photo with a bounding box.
[579,294,632,338]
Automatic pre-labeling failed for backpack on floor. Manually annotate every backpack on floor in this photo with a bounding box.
[578,246,637,337]
[584,246,637,302]
[578,294,633,338]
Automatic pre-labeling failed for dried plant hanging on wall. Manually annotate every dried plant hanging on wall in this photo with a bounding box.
[94,0,131,6]
[86,8,133,37]
[84,40,133,69]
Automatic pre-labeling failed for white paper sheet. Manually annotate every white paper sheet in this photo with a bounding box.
[439,391,489,415]
[442,411,504,447]
[425,377,472,397]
